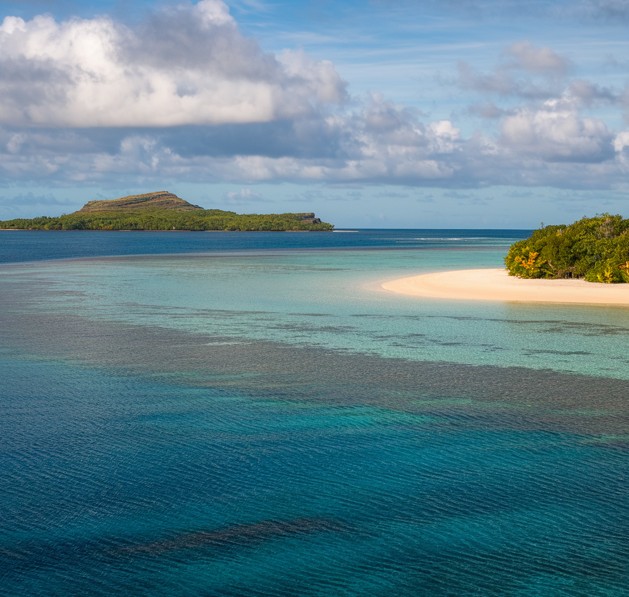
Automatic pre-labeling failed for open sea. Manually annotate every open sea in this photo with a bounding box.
[1,230,628,596]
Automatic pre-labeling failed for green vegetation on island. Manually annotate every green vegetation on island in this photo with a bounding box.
[0,191,334,232]
[505,214,629,283]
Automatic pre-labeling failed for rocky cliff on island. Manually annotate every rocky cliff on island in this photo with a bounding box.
[78,191,203,213]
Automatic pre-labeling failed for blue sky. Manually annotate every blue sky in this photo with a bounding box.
[1,0,628,227]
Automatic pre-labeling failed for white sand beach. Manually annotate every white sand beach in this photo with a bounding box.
[382,268,629,306]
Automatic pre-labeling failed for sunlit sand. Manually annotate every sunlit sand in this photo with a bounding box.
[382,268,629,306]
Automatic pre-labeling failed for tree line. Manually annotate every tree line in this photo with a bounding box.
[0,209,334,232]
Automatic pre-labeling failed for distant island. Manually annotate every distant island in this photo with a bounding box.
[505,214,629,283]
[0,191,334,232]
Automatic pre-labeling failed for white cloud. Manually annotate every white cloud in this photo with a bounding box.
[0,0,347,127]
[613,131,629,152]
[500,102,612,162]
[613,131,629,170]
[278,50,347,106]
[1,6,628,196]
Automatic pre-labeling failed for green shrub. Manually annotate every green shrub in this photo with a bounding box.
[505,215,629,283]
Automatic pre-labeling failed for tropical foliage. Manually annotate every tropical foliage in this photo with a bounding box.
[505,214,629,283]
[0,209,334,232]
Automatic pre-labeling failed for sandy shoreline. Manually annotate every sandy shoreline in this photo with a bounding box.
[382,268,629,306]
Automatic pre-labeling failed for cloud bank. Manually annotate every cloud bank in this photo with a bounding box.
[1,0,629,196]
[0,1,346,127]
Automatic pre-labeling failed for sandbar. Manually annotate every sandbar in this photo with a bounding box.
[382,268,629,306]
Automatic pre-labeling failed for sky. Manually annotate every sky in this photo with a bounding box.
[0,0,628,227]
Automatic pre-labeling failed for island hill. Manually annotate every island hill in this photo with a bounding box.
[505,214,629,283]
[0,191,334,232]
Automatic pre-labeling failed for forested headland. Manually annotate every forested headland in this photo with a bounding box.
[505,214,629,283]
[0,191,334,232]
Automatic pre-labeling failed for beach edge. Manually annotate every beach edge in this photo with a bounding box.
[382,268,629,306]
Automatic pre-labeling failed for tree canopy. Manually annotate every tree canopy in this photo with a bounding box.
[0,208,334,232]
[505,214,629,283]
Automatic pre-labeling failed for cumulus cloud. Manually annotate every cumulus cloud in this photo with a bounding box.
[0,91,467,185]
[613,131,629,171]
[1,5,629,195]
[500,101,613,162]
[457,40,625,178]
[0,0,347,127]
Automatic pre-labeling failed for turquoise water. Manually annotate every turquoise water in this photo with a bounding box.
[1,231,628,595]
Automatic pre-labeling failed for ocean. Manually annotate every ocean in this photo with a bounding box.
[1,230,628,596]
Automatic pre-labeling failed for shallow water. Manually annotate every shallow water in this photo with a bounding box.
[1,231,628,595]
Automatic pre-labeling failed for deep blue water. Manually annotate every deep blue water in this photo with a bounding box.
[1,230,628,596]
[0,229,528,264]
